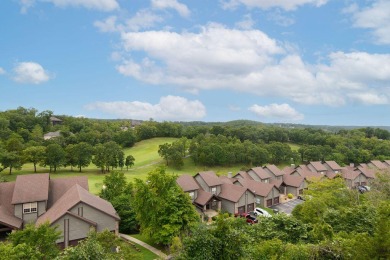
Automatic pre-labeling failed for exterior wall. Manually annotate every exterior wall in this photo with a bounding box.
[194,175,210,192]
[255,195,265,207]
[14,204,23,220]
[307,164,316,172]
[237,191,255,209]
[69,203,117,232]
[220,199,235,214]
[187,190,198,201]
[38,201,46,216]
[247,170,261,182]
[286,186,298,196]
[264,168,276,180]
[53,214,92,244]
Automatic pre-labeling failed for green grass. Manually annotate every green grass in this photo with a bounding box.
[1,138,302,195]
[131,234,168,254]
[120,238,159,260]
[288,143,301,152]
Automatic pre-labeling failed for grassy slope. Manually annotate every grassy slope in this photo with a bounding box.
[1,138,300,194]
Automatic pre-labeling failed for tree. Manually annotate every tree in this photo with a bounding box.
[132,167,199,245]
[0,151,22,174]
[100,172,138,233]
[44,143,66,172]
[92,141,123,173]
[8,222,61,259]
[23,146,46,173]
[125,155,135,170]
[73,142,93,172]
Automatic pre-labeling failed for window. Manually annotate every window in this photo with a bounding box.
[189,192,195,200]
[23,202,37,214]
[211,187,217,195]
[256,198,261,204]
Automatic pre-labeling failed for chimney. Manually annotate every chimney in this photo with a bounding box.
[350,163,354,167]
[228,172,232,178]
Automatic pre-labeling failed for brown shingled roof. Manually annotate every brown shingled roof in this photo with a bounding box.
[282,166,296,175]
[11,173,49,204]
[194,190,217,206]
[218,183,253,202]
[264,164,284,177]
[296,167,322,179]
[342,168,360,180]
[249,167,271,180]
[48,176,89,208]
[176,174,200,192]
[324,161,342,171]
[0,182,22,229]
[219,176,234,184]
[36,184,119,226]
[196,171,222,187]
[232,171,253,180]
[369,160,388,170]
[283,174,304,188]
[308,161,327,172]
[356,166,376,179]
[235,179,274,197]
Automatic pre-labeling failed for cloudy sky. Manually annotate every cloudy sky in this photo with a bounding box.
[1,0,390,125]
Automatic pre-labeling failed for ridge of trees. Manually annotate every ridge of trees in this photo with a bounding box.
[1,107,390,174]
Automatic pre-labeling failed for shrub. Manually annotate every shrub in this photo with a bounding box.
[288,193,293,199]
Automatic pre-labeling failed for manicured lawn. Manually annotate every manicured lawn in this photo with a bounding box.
[288,143,301,152]
[1,138,300,195]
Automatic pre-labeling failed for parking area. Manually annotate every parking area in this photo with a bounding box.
[270,199,304,215]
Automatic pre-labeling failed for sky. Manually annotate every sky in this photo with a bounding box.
[1,0,390,126]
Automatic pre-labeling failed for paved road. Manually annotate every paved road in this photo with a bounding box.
[120,233,168,259]
[270,199,304,215]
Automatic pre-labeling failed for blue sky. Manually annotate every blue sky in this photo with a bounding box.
[1,0,390,126]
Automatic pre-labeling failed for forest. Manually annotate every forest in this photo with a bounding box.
[1,107,390,175]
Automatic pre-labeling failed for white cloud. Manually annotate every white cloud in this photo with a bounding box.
[151,0,190,17]
[85,95,206,121]
[221,0,328,11]
[249,103,304,121]
[267,10,295,26]
[235,14,255,30]
[349,0,390,45]
[348,92,388,105]
[0,67,5,75]
[13,62,52,84]
[114,24,390,107]
[95,11,163,33]
[19,0,119,13]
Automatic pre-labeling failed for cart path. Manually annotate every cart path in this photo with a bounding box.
[119,233,168,259]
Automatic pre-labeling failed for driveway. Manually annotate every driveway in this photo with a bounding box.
[270,199,304,215]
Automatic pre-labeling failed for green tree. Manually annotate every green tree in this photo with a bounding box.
[125,155,135,170]
[100,172,138,233]
[23,146,46,173]
[132,167,199,245]
[44,143,66,172]
[8,222,61,259]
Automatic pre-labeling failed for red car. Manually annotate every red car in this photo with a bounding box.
[234,212,258,224]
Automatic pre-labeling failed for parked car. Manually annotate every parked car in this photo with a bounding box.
[297,195,312,201]
[253,207,272,218]
[357,186,366,194]
[362,186,371,191]
[235,213,258,224]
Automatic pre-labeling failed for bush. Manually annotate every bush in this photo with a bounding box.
[288,193,293,199]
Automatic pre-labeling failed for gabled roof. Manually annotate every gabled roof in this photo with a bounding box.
[264,164,284,177]
[50,116,62,122]
[12,173,49,204]
[296,167,322,179]
[219,176,234,184]
[270,179,283,189]
[356,166,376,179]
[218,183,252,203]
[324,161,342,171]
[232,171,253,180]
[48,176,89,208]
[283,174,304,188]
[342,168,360,180]
[234,179,274,197]
[282,166,296,175]
[195,171,222,187]
[384,160,390,167]
[0,206,23,229]
[308,161,327,172]
[43,131,61,138]
[0,182,22,229]
[248,167,271,180]
[194,190,219,206]
[176,174,200,192]
[369,160,388,170]
[325,172,338,179]
[36,184,119,226]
